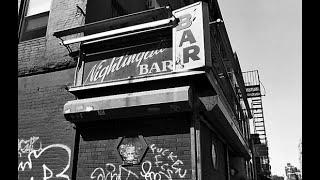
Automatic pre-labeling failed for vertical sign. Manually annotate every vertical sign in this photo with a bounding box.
[173,2,211,72]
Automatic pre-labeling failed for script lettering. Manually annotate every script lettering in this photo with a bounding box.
[84,48,169,84]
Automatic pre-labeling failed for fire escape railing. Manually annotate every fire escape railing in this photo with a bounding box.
[243,70,271,177]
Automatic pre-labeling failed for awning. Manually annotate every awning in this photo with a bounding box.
[64,86,193,122]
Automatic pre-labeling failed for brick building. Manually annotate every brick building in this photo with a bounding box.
[18,0,267,180]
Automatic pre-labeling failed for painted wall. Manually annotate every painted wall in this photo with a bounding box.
[75,116,192,180]
[18,69,195,180]
[18,0,85,178]
[18,69,76,180]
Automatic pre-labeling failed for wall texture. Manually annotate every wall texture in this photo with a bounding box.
[75,116,193,180]
[18,69,76,180]
[17,69,195,180]
[18,0,87,77]
[18,1,196,179]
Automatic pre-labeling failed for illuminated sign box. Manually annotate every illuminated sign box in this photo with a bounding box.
[77,2,211,87]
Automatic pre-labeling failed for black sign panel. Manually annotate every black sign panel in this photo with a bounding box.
[83,42,173,86]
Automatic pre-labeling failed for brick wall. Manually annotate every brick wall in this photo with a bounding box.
[75,115,192,180]
[44,0,87,65]
[18,37,47,75]
[18,69,76,180]
[18,0,87,77]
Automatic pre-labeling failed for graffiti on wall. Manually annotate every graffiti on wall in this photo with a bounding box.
[18,136,40,157]
[119,143,142,165]
[90,163,139,180]
[90,144,188,180]
[18,137,71,180]
[142,144,187,179]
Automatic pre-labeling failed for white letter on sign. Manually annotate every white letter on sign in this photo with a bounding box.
[139,64,149,75]
[179,29,197,47]
[176,14,192,31]
[173,2,209,71]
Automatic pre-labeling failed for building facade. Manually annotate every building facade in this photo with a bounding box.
[18,0,268,180]
[285,163,302,180]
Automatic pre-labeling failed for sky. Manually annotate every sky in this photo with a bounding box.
[217,0,302,176]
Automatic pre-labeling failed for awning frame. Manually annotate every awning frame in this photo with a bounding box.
[53,6,176,49]
[63,86,193,122]
[60,17,177,46]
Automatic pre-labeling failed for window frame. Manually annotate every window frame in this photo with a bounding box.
[18,0,28,41]
[18,0,51,42]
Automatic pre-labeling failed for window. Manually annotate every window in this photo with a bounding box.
[18,0,51,41]
[211,141,217,169]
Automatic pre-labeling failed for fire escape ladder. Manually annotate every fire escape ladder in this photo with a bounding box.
[242,70,268,145]
[251,97,267,144]
[242,70,271,177]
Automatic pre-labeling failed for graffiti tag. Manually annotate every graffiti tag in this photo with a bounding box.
[18,136,41,157]
[18,137,71,180]
[90,144,188,180]
[90,163,139,180]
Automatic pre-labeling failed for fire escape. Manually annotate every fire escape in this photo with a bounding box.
[242,70,271,179]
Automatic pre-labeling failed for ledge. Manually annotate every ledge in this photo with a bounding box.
[64,86,193,122]
[199,95,251,159]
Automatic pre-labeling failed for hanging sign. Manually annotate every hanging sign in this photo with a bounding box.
[173,1,211,72]
[80,2,211,86]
